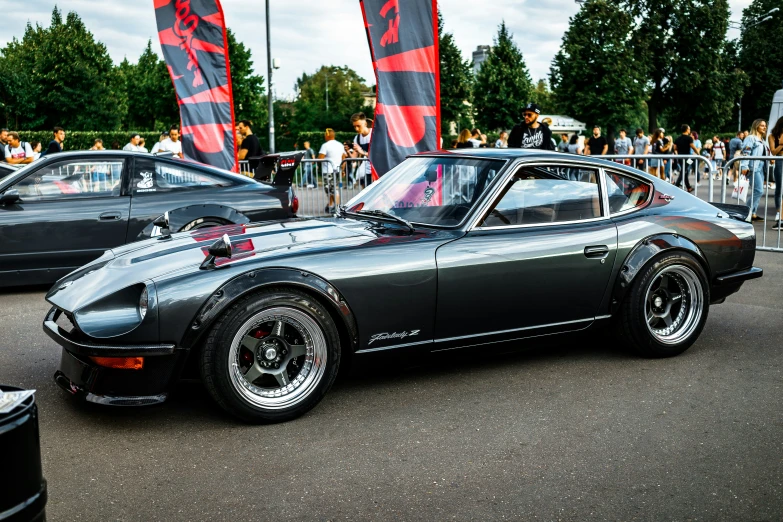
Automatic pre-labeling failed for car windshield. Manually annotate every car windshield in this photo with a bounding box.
[345,157,506,227]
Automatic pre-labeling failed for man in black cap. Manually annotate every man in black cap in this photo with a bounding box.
[507,103,556,150]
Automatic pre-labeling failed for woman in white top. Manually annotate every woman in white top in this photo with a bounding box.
[711,135,726,180]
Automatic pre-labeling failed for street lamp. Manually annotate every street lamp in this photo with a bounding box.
[731,7,779,132]
[265,0,276,153]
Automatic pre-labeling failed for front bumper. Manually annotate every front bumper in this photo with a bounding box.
[44,308,182,406]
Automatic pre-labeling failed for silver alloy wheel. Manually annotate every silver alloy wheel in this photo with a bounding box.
[644,265,704,345]
[228,306,328,410]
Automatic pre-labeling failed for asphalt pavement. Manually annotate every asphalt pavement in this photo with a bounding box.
[0,252,781,521]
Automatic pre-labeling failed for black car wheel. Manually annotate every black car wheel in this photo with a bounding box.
[201,289,341,423]
[179,218,228,232]
[616,252,709,357]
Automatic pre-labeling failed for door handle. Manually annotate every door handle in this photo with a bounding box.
[99,212,122,221]
[584,245,609,258]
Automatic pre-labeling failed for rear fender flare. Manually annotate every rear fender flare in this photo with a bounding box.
[610,233,709,313]
[135,204,251,240]
[180,268,359,353]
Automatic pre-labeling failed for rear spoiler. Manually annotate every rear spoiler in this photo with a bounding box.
[248,152,304,187]
[711,202,752,223]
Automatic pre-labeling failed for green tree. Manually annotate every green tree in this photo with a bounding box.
[227,29,267,128]
[438,11,473,135]
[1,7,128,130]
[738,0,783,129]
[550,0,646,133]
[621,0,744,131]
[120,41,179,130]
[291,66,373,133]
[472,22,532,131]
[531,79,556,114]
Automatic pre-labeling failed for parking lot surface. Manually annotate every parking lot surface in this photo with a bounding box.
[1,252,781,521]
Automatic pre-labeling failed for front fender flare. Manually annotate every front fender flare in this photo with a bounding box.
[610,233,709,313]
[180,268,359,352]
[136,204,251,241]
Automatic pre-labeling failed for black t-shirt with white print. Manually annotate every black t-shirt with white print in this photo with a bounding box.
[507,122,555,150]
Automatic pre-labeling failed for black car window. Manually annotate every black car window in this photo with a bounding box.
[480,165,602,227]
[132,161,233,195]
[13,160,124,201]
[604,170,651,214]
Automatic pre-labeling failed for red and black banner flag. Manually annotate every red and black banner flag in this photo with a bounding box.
[360,0,440,178]
[154,0,237,172]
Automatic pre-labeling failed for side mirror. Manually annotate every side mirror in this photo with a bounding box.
[153,212,171,240]
[0,189,20,205]
[200,234,232,270]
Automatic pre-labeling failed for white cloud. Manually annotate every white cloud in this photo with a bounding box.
[0,0,755,97]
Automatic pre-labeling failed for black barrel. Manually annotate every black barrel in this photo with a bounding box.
[0,385,47,522]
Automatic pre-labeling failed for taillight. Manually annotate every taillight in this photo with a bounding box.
[90,357,144,370]
[292,195,299,214]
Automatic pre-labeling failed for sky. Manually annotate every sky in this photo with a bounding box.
[0,0,754,99]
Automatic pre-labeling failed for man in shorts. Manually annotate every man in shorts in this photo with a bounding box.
[318,128,346,213]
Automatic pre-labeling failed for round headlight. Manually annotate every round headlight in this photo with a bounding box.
[139,287,148,320]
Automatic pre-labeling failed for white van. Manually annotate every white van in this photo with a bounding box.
[769,83,783,128]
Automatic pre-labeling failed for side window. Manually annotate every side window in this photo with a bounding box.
[132,160,233,195]
[481,166,602,227]
[14,160,124,201]
[604,171,651,214]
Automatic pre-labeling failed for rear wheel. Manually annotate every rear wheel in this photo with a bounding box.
[616,252,709,357]
[200,289,341,423]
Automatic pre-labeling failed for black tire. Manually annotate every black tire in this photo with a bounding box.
[615,252,710,358]
[200,288,341,423]
[179,218,227,232]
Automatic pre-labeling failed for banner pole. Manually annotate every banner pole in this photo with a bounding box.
[266,0,275,153]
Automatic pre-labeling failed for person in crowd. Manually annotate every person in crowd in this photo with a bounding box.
[123,133,144,152]
[584,125,608,156]
[351,112,373,187]
[740,119,771,223]
[632,128,650,170]
[711,135,726,181]
[557,133,569,152]
[479,133,489,148]
[138,137,148,153]
[768,117,783,228]
[343,141,356,187]
[660,128,674,181]
[468,128,482,148]
[89,139,105,151]
[237,120,263,172]
[3,132,35,165]
[30,141,42,161]
[566,134,583,155]
[508,103,555,150]
[158,126,184,158]
[495,131,509,149]
[318,128,346,213]
[700,139,713,179]
[674,124,699,192]
[728,130,744,183]
[44,127,65,157]
[692,131,702,155]
[150,132,168,155]
[111,141,121,150]
[614,128,633,165]
[541,118,558,149]
[455,129,472,148]
[235,126,244,150]
[0,129,9,149]
[647,129,665,179]
[302,140,317,188]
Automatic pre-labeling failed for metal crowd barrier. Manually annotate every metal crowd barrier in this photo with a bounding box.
[599,154,715,201]
[722,155,780,252]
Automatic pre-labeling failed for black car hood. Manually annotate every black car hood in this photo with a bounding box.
[46,218,424,312]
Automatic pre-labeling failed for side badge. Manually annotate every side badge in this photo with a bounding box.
[658,193,675,202]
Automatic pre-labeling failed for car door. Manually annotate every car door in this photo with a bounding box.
[434,162,618,350]
[0,157,130,278]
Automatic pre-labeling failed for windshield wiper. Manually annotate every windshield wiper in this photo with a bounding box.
[352,209,415,233]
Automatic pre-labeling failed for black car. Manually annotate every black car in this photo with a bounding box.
[45,150,762,422]
[0,162,19,180]
[0,151,297,287]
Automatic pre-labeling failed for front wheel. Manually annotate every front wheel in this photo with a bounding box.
[616,252,710,357]
[201,289,341,423]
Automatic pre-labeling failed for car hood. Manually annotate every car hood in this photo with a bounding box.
[45,218,429,312]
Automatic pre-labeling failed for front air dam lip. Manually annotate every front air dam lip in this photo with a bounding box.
[42,307,175,357]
